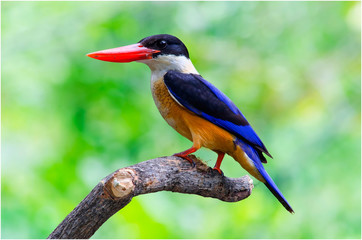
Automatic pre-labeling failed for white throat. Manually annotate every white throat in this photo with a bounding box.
[138,55,199,84]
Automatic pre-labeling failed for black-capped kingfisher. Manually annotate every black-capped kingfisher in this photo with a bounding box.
[87,34,294,213]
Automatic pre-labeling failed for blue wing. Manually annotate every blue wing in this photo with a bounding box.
[164,70,272,159]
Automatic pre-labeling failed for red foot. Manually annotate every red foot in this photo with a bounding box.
[173,147,198,167]
[213,152,225,176]
[212,167,224,176]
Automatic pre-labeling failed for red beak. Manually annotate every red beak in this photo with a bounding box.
[86,43,160,63]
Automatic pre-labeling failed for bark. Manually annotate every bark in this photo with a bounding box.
[48,155,253,239]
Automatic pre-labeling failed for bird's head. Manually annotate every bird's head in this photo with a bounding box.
[87,34,195,73]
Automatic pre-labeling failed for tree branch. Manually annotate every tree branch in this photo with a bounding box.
[48,155,254,239]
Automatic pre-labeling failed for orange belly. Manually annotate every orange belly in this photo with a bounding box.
[151,78,236,154]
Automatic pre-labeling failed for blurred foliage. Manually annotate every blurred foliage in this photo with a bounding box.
[2,1,361,239]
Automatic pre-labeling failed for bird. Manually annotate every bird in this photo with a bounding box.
[87,34,294,213]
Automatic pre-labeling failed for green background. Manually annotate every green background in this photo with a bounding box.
[2,1,361,239]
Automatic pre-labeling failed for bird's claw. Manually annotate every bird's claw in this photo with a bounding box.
[212,167,224,176]
[173,153,196,168]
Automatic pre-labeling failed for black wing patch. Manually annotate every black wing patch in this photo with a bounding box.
[164,71,249,126]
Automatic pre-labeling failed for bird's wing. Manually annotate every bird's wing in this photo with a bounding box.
[164,70,272,158]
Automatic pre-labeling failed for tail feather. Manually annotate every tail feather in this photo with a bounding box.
[236,139,294,214]
[262,170,294,213]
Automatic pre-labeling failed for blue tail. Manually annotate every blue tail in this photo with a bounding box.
[237,139,294,213]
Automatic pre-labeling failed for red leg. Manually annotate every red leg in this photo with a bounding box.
[173,147,198,166]
[213,152,225,175]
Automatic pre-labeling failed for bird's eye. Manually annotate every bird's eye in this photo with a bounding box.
[156,40,167,49]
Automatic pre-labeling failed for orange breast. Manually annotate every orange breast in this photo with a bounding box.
[151,78,236,154]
